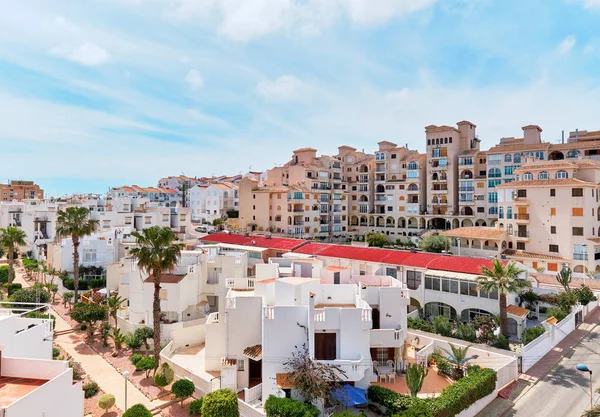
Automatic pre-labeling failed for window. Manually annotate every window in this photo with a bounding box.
[442,279,450,292]
[574,244,588,260]
[548,263,558,272]
[159,289,168,300]
[391,154,397,159]
[504,154,512,162]
[572,227,584,236]
[538,171,549,180]
[517,242,526,250]
[522,172,533,180]
[535,151,544,160]
[488,168,502,178]
[238,359,245,371]
[450,279,458,293]
[551,226,556,234]
[517,189,527,198]
[513,153,522,163]
[550,189,555,197]
[406,271,421,290]
[408,161,418,170]
[572,207,584,216]
[488,192,498,204]
[488,179,502,188]
[425,276,432,290]
[432,278,440,291]
[572,188,583,197]
[556,170,568,179]
[549,244,559,253]
[550,208,556,216]
[488,154,502,164]
[505,166,518,176]
[460,281,469,296]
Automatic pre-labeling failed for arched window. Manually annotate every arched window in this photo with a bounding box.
[526,151,534,157]
[408,161,418,170]
[507,206,512,219]
[567,150,580,158]
[427,139,431,145]
[556,170,568,179]
[535,151,544,160]
[408,183,418,191]
[513,153,522,164]
[499,206,504,219]
[444,137,448,144]
[522,172,533,180]
[488,168,502,178]
[538,171,549,180]
[504,154,512,162]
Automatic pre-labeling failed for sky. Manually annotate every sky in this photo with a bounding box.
[2,0,600,196]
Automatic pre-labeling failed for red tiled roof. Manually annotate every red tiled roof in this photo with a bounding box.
[143,273,186,284]
[199,233,308,251]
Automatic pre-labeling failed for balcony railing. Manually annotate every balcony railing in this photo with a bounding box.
[514,213,530,220]
[370,328,405,347]
[459,187,474,192]
[226,278,255,290]
[516,230,529,238]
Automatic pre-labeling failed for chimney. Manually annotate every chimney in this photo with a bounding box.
[522,125,542,144]
[562,130,564,144]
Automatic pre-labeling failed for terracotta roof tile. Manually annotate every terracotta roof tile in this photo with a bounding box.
[497,178,594,188]
[143,273,186,284]
[506,304,529,319]
[442,227,505,240]
[243,345,262,360]
[544,317,558,326]
[221,358,237,367]
[532,273,600,290]
[199,233,308,251]
[502,249,569,261]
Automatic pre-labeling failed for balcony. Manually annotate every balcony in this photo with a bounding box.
[459,186,474,192]
[514,213,530,222]
[370,328,405,348]
[317,357,370,381]
[515,230,529,239]
[459,200,475,205]
[226,278,255,290]
[431,188,448,193]
[514,197,529,206]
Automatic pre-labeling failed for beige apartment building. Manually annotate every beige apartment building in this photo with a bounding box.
[0,180,44,201]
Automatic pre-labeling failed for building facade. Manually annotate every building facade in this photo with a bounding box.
[0,180,44,201]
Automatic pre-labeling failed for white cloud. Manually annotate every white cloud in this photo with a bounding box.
[50,42,110,66]
[385,88,410,102]
[185,69,204,88]
[256,75,305,101]
[557,35,576,55]
[582,0,600,9]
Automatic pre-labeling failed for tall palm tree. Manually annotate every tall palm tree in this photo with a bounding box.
[106,295,126,329]
[0,227,27,284]
[477,260,529,336]
[439,343,478,379]
[583,405,600,417]
[56,207,99,303]
[129,226,183,369]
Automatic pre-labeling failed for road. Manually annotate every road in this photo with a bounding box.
[502,322,600,417]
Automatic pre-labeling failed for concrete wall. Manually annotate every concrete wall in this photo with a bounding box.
[0,316,51,360]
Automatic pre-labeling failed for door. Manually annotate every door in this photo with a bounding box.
[334,272,340,285]
[249,359,262,381]
[372,308,380,330]
[314,333,337,360]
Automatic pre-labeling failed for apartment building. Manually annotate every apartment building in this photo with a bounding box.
[110,185,178,206]
[189,182,239,224]
[0,180,44,201]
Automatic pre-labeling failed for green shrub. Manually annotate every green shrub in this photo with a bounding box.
[172,379,196,405]
[134,327,154,350]
[264,395,320,417]
[135,356,155,377]
[455,324,476,342]
[367,386,421,414]
[123,404,152,417]
[98,393,116,412]
[154,362,175,387]
[90,278,106,289]
[202,389,240,417]
[126,332,143,350]
[130,353,143,365]
[546,307,569,322]
[432,316,453,337]
[4,283,22,296]
[9,287,50,305]
[24,311,56,326]
[52,347,60,359]
[0,265,9,283]
[523,326,546,345]
[332,412,355,417]
[189,398,203,416]
[395,401,433,417]
[407,317,433,333]
[83,381,99,398]
[493,334,510,350]
[435,357,452,378]
[62,279,90,291]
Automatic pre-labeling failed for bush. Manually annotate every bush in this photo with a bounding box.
[367,386,422,414]
[154,362,175,387]
[123,404,152,417]
[367,233,388,248]
[90,278,106,289]
[189,398,203,416]
[396,401,433,417]
[126,332,143,350]
[455,324,476,342]
[135,356,155,378]
[0,265,8,283]
[264,395,320,417]
[130,353,143,365]
[407,317,433,333]
[493,334,510,350]
[202,389,240,417]
[62,278,89,291]
[546,307,569,322]
[24,311,56,326]
[4,283,22,296]
[83,381,99,398]
[432,316,453,337]
[575,284,598,306]
[98,393,116,412]
[172,379,196,405]
[523,326,546,345]
[9,287,50,305]
[134,327,154,350]
[419,234,451,253]
[53,347,60,359]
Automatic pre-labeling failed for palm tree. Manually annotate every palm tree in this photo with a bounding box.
[583,405,600,417]
[56,207,99,303]
[0,227,27,284]
[129,226,183,370]
[477,260,529,336]
[439,343,478,379]
[106,295,126,329]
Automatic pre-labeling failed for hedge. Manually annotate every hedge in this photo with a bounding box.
[189,398,203,416]
[523,326,546,345]
[264,396,320,417]
[202,389,239,417]
[368,367,497,417]
[123,404,152,417]
[5,283,22,296]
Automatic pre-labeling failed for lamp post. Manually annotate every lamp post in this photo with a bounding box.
[577,363,593,410]
[123,370,131,411]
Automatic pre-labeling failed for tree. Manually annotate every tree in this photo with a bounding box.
[556,266,572,292]
[202,389,239,417]
[171,379,195,406]
[123,404,152,417]
[0,226,27,284]
[129,226,183,370]
[405,363,429,397]
[106,295,126,329]
[477,260,529,336]
[432,315,453,337]
[439,343,477,380]
[134,327,154,351]
[10,287,50,306]
[56,207,99,303]
[419,234,450,253]
[47,284,59,303]
[575,284,598,306]
[136,356,156,378]
[98,393,116,414]
[110,327,126,351]
[70,302,108,340]
[63,291,74,309]
[154,362,175,387]
[366,233,388,248]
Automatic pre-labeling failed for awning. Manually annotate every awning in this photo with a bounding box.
[331,385,367,407]
[243,344,262,361]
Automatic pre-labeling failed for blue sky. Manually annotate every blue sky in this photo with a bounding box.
[2,0,600,196]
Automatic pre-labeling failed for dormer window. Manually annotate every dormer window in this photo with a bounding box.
[522,172,533,180]
[556,170,568,179]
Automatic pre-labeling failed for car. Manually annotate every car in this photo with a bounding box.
[195,226,208,233]
[208,229,217,234]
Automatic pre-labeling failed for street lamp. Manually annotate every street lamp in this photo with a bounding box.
[577,363,593,410]
[123,370,131,411]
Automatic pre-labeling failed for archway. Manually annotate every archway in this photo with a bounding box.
[408,298,421,314]
[376,216,385,227]
[419,218,426,229]
[452,219,460,229]
[386,217,395,227]
[475,219,487,226]
[359,195,368,202]
[471,239,482,250]
[460,207,474,216]
[428,218,447,230]
[376,184,385,193]
[369,216,375,227]
[407,217,418,228]
[506,318,518,339]
[548,151,564,161]
[398,217,406,228]
[359,216,367,226]
[490,219,497,227]
[460,170,473,179]
[424,302,457,320]
[350,216,359,226]
[359,165,369,173]
[462,219,474,227]
[460,308,493,324]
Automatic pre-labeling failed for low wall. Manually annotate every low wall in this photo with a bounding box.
[455,390,499,417]
[238,399,266,417]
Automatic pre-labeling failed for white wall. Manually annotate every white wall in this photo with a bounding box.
[0,316,52,360]
[228,297,263,390]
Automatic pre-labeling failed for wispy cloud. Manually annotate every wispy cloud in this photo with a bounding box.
[557,35,576,55]
[50,42,110,66]
[256,76,305,101]
[185,69,204,89]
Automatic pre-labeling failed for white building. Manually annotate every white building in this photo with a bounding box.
[189,183,239,224]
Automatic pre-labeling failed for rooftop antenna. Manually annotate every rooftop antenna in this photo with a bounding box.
[576,128,579,139]
[562,130,565,144]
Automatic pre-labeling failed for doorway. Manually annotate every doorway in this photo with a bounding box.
[372,308,380,330]
[249,359,262,387]
[314,333,337,360]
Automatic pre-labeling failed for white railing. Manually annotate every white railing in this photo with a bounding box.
[206,312,219,324]
[226,278,255,290]
[318,356,368,381]
[244,383,263,404]
[314,308,325,322]
[238,399,266,417]
[183,317,207,328]
[416,342,434,367]
[264,306,275,320]
[370,328,405,347]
